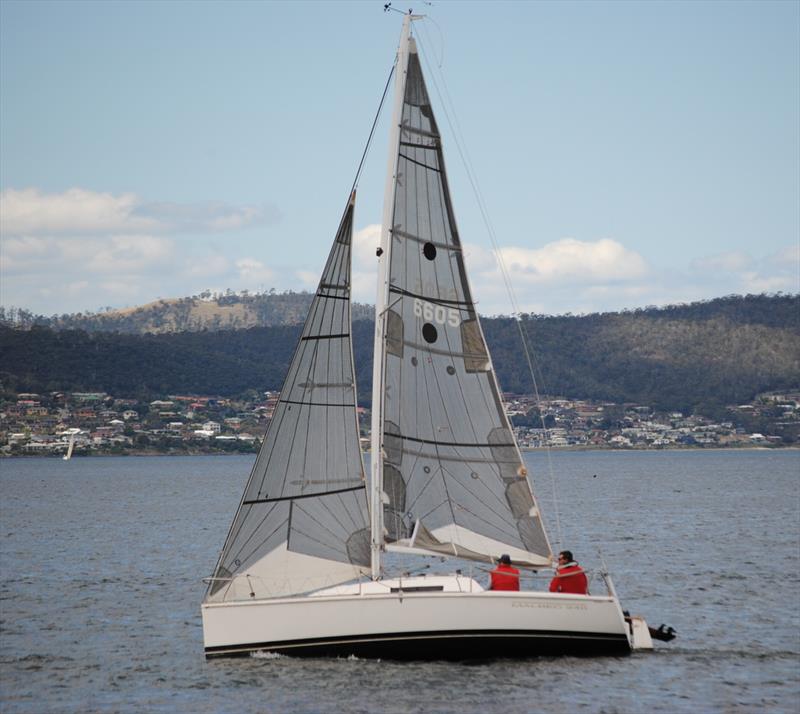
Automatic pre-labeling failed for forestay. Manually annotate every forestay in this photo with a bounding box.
[206,195,370,602]
[377,38,552,567]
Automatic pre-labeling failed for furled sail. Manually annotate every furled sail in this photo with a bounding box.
[376,39,552,567]
[206,194,370,601]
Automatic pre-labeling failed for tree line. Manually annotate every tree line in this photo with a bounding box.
[1,294,797,415]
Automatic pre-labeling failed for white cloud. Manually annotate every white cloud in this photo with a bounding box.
[691,251,753,273]
[0,187,269,236]
[295,270,319,290]
[768,244,800,270]
[66,281,90,295]
[740,271,797,293]
[688,244,799,297]
[236,257,275,285]
[493,238,649,284]
[1,236,49,271]
[186,255,230,277]
[0,188,153,235]
[460,238,651,314]
[351,223,381,303]
[132,200,271,233]
[98,279,143,298]
[0,186,282,314]
[87,236,174,273]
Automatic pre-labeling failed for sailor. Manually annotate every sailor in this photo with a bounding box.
[489,554,520,591]
[549,550,589,594]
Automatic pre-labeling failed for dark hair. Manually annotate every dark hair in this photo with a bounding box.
[559,550,573,562]
[499,554,511,565]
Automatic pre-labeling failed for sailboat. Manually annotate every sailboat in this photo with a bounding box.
[202,14,661,659]
[62,429,78,460]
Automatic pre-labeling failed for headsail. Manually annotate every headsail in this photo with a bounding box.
[206,194,370,601]
[373,31,553,568]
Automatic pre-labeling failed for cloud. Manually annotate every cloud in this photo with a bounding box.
[458,238,651,315]
[492,238,649,284]
[132,200,274,233]
[739,272,793,293]
[86,235,174,273]
[770,244,800,268]
[351,223,382,303]
[689,244,799,296]
[691,251,753,273]
[235,257,275,285]
[0,187,271,236]
[2,235,174,275]
[295,270,320,290]
[0,185,283,314]
[2,236,49,270]
[186,255,230,278]
[0,188,153,235]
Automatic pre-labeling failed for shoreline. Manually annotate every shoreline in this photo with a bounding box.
[2,444,797,459]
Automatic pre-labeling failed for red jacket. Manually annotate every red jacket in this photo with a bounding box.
[490,563,520,591]
[549,562,589,594]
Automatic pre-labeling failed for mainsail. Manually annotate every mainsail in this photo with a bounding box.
[373,36,552,567]
[207,194,370,601]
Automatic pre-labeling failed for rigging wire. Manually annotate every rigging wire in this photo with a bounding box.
[415,21,564,552]
[349,63,396,195]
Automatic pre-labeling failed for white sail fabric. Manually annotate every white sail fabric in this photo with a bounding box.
[378,40,552,567]
[207,196,370,601]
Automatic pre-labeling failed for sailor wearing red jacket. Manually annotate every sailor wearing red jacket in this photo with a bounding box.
[489,554,520,591]
[549,550,589,595]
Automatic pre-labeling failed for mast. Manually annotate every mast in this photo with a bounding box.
[370,13,417,579]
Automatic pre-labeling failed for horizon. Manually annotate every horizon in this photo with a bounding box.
[1,0,798,316]
[2,288,795,324]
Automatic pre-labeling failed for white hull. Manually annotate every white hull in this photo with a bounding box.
[202,576,632,659]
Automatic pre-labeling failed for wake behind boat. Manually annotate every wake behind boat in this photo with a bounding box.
[201,13,671,660]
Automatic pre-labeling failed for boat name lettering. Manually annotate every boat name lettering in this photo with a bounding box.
[413,298,460,327]
[511,601,588,610]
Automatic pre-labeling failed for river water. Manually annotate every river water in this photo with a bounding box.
[1,450,798,713]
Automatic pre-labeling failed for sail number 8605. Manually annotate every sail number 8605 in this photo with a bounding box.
[413,298,460,327]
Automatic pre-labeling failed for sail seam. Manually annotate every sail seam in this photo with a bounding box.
[391,228,462,251]
[388,285,470,306]
[400,123,439,139]
[393,433,516,449]
[279,399,357,407]
[299,333,350,341]
[400,140,436,150]
[400,339,487,360]
[243,485,365,506]
[399,152,441,172]
[316,292,349,300]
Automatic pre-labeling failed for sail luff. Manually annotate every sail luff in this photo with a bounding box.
[370,13,415,579]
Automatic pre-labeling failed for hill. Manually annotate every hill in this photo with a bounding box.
[0,290,373,333]
[0,294,797,414]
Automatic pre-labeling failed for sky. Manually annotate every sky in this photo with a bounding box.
[1,0,798,317]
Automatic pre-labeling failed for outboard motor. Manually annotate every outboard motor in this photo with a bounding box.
[649,623,677,642]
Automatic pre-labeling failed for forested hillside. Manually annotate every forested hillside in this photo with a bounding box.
[1,294,797,414]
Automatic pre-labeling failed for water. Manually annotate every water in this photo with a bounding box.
[1,450,798,713]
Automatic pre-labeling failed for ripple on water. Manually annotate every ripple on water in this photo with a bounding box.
[0,451,798,714]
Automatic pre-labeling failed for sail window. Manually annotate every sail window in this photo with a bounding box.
[422,323,438,343]
[423,242,437,260]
